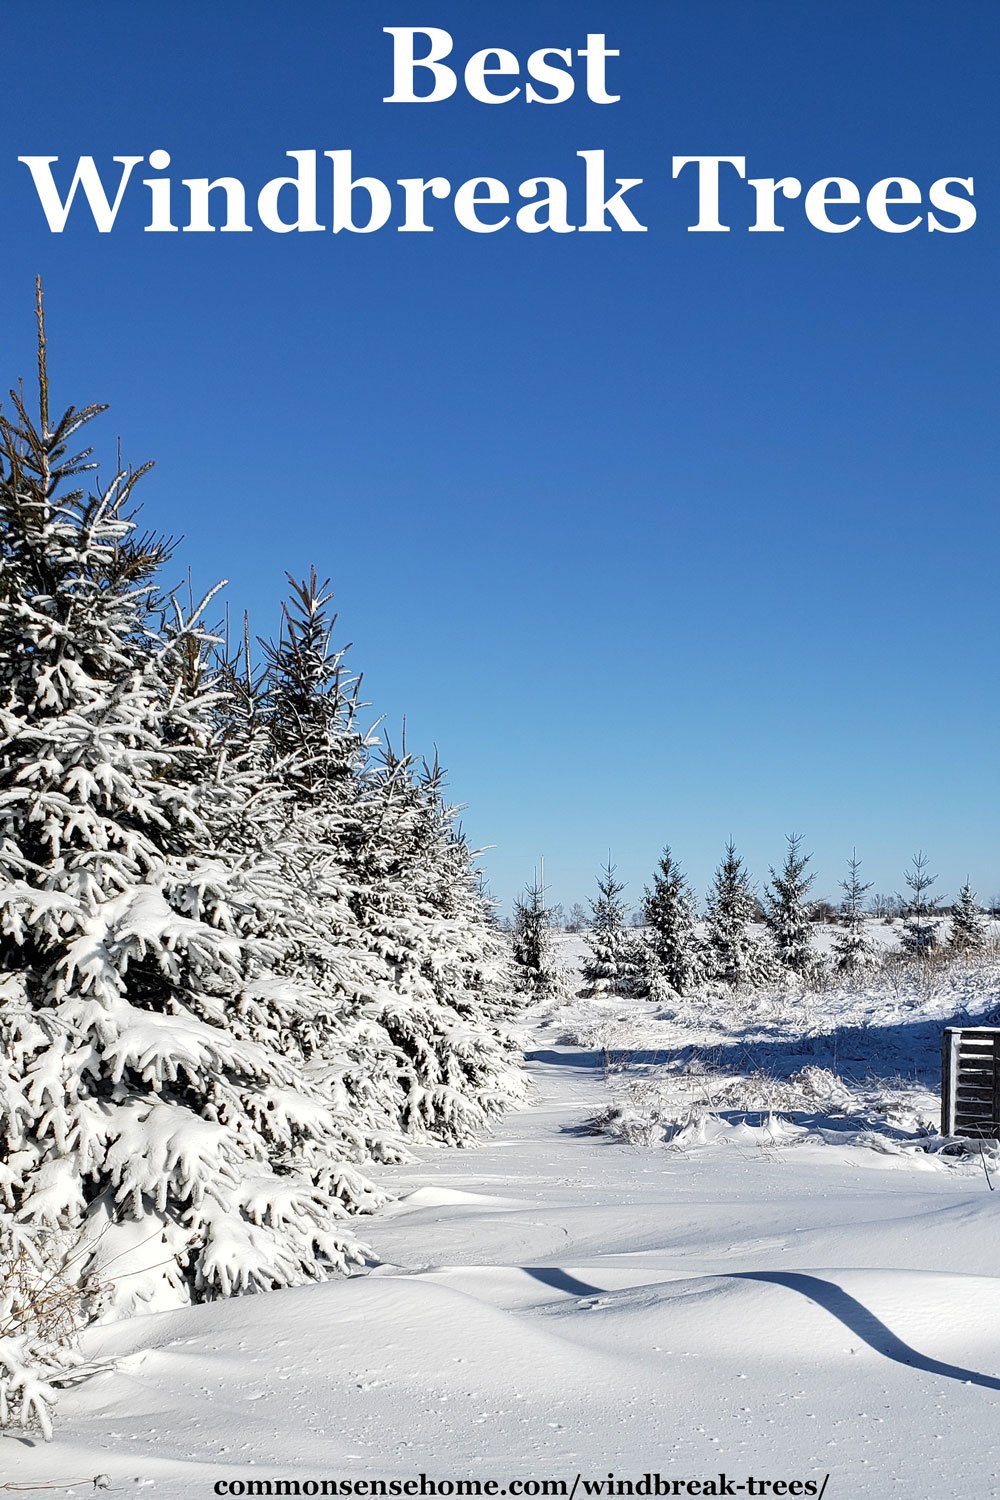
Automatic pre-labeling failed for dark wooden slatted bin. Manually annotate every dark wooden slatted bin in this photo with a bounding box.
[941,1027,1000,1138]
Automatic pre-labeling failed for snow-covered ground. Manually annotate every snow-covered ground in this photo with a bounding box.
[9,938,1000,1497]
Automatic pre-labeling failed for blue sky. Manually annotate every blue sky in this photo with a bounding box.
[1,0,997,913]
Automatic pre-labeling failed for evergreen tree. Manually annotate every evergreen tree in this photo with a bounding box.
[254,574,411,1167]
[347,742,525,1141]
[0,297,372,1333]
[642,846,702,996]
[763,834,816,976]
[0,293,528,1436]
[511,878,561,998]
[581,859,640,997]
[950,880,986,955]
[831,850,877,975]
[703,842,775,988]
[258,575,525,1145]
[899,851,941,957]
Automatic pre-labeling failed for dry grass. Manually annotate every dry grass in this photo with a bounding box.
[0,1219,104,1440]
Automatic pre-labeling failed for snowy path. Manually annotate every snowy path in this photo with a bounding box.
[6,1006,1000,1497]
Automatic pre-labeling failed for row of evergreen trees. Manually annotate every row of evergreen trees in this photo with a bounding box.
[0,288,523,1390]
[515,838,990,1002]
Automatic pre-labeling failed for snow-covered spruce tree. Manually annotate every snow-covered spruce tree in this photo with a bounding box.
[899,851,941,958]
[257,571,522,1146]
[511,878,561,999]
[346,736,525,1144]
[224,574,411,1171]
[180,620,398,1224]
[0,303,373,1349]
[832,850,877,975]
[642,846,702,997]
[950,880,986,956]
[763,834,817,977]
[703,842,776,989]
[581,859,642,998]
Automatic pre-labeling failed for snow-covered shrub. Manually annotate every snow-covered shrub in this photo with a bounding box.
[0,1217,101,1440]
[585,1085,675,1146]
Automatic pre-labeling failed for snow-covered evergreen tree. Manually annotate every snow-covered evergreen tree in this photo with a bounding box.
[703,842,775,989]
[949,880,986,956]
[253,573,412,1167]
[899,851,941,958]
[0,291,529,1438]
[257,571,524,1146]
[763,834,816,977]
[581,859,640,997]
[831,850,877,975]
[642,847,702,996]
[229,582,526,1151]
[511,878,561,999]
[0,305,372,1324]
[346,738,525,1143]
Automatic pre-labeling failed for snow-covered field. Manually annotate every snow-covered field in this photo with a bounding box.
[9,936,1000,1498]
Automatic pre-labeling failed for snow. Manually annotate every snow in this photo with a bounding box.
[7,937,1000,1496]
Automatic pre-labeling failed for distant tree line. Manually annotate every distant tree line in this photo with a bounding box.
[512,839,992,1000]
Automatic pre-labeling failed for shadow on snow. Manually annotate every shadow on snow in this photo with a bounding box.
[541,1003,1000,1092]
[730,1271,1000,1391]
[520,1267,1000,1391]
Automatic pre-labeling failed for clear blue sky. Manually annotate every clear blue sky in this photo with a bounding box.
[1,1,997,913]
